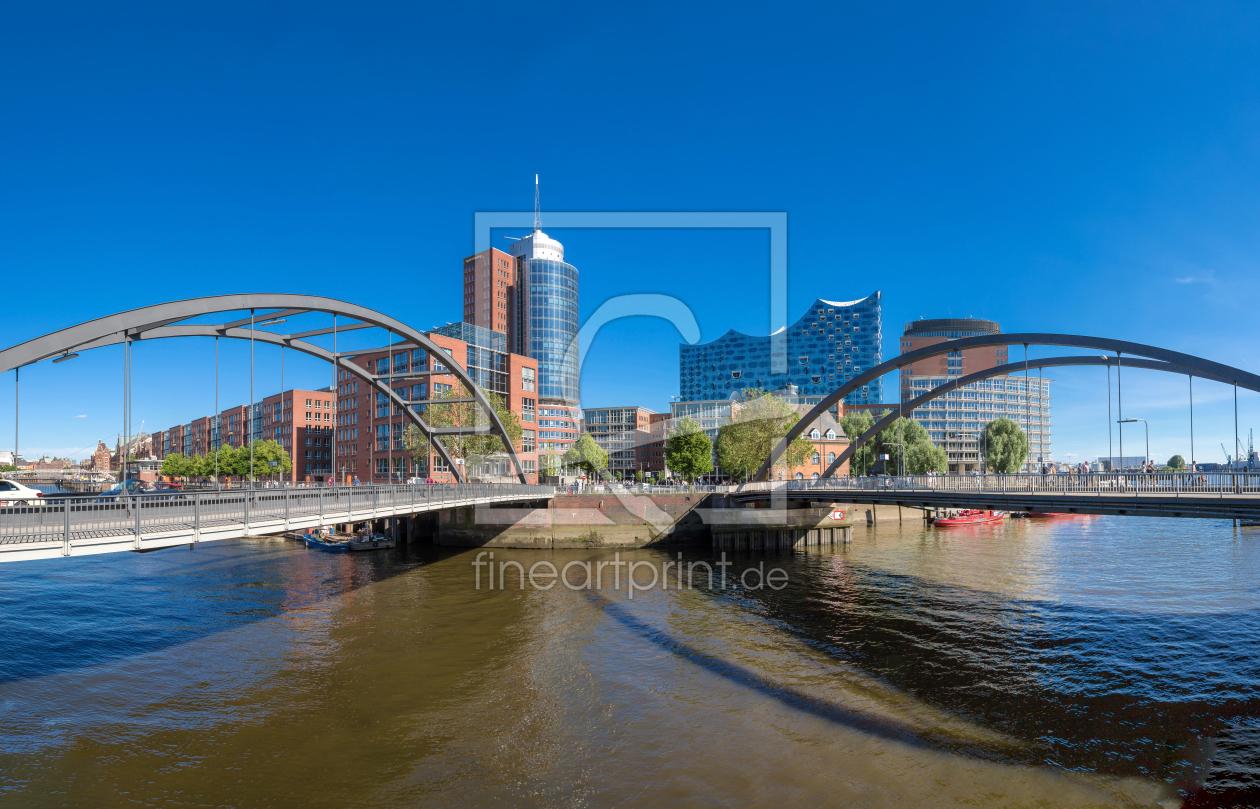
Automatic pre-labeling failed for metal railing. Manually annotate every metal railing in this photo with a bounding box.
[0,483,554,548]
[778,472,1260,496]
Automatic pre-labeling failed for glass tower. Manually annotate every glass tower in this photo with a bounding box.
[509,229,579,406]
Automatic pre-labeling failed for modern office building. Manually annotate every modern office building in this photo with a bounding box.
[899,318,1051,472]
[679,292,883,408]
[462,183,580,457]
[582,405,656,476]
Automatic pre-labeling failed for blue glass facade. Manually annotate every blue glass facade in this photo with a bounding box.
[679,292,883,405]
[525,257,580,404]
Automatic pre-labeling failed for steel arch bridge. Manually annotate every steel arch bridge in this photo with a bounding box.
[0,294,527,484]
[758,333,1260,481]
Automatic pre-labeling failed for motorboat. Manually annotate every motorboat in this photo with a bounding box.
[303,531,396,552]
[934,509,1004,526]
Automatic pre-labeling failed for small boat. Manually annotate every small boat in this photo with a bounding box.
[304,533,351,552]
[347,532,395,551]
[935,509,1004,526]
[303,531,396,552]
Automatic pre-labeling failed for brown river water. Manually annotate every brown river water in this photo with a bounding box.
[1,514,1258,807]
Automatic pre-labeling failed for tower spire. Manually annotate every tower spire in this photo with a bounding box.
[534,173,541,231]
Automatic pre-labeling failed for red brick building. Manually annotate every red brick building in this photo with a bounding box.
[899,318,1006,401]
[463,248,517,344]
[334,329,540,484]
[258,388,336,483]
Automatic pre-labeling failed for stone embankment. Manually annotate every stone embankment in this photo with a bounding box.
[433,493,861,550]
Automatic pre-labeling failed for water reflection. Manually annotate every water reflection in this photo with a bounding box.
[0,516,1255,806]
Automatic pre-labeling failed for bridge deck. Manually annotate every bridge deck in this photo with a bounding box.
[0,483,554,564]
[734,473,1260,520]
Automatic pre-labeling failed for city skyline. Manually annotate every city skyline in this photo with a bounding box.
[4,2,1260,468]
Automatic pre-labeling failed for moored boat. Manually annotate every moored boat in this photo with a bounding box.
[935,509,1004,526]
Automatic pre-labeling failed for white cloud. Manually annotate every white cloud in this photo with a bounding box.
[74,414,87,418]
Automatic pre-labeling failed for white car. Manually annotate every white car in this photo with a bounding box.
[0,480,43,506]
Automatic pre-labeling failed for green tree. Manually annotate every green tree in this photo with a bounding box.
[840,409,881,476]
[427,385,523,475]
[906,440,948,475]
[0,464,14,473]
[402,424,431,478]
[980,417,1029,473]
[1166,454,1186,470]
[634,469,644,483]
[665,416,714,484]
[564,433,609,478]
[160,452,191,480]
[538,452,561,478]
[871,416,933,475]
[714,388,813,480]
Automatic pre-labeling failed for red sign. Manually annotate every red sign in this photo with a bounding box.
[829,510,846,521]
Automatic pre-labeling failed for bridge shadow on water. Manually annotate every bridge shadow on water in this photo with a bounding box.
[0,538,465,685]
[632,547,1260,806]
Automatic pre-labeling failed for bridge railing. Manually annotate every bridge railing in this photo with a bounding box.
[0,483,555,547]
[783,472,1260,496]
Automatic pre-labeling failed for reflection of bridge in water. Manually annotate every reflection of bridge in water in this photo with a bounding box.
[735,474,1260,520]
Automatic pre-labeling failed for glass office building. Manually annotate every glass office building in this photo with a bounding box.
[510,229,579,406]
[678,292,883,407]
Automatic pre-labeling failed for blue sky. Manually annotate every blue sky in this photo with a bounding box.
[3,0,1260,464]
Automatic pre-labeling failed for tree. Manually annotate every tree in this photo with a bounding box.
[160,452,191,480]
[634,469,644,483]
[665,416,714,483]
[427,385,522,476]
[871,416,933,475]
[840,409,881,476]
[714,388,812,480]
[0,464,14,473]
[906,440,948,475]
[980,417,1029,473]
[564,434,609,478]
[402,424,431,478]
[538,452,562,478]
[1167,454,1186,470]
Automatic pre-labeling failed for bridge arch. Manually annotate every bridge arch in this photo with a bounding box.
[820,355,1255,478]
[0,294,527,483]
[757,332,1260,481]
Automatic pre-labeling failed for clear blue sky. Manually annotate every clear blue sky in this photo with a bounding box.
[4,0,1260,465]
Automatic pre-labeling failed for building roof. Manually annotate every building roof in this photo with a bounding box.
[903,318,1001,336]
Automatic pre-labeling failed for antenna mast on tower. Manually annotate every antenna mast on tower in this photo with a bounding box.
[534,174,541,231]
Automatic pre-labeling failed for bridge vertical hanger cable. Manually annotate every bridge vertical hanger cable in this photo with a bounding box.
[1038,366,1043,468]
[1106,361,1113,471]
[13,366,17,476]
[1235,381,1240,468]
[250,308,255,489]
[1190,376,1195,469]
[280,340,285,484]
[1024,344,1029,472]
[1117,352,1124,470]
[387,328,392,484]
[214,336,219,488]
[332,314,337,484]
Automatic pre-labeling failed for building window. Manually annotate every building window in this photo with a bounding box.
[522,397,535,422]
[522,367,535,392]
[522,430,535,453]
[376,458,388,475]
[523,460,535,474]
[826,430,835,440]
[810,429,820,439]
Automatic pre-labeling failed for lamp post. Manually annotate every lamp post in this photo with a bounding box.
[881,442,905,477]
[1118,418,1148,469]
[956,431,982,474]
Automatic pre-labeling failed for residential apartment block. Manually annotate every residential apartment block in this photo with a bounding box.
[899,318,1051,473]
[582,406,655,476]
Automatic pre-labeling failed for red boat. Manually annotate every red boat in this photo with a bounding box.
[934,509,1004,526]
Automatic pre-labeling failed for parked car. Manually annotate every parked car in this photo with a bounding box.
[152,481,182,492]
[0,480,43,506]
[95,479,149,502]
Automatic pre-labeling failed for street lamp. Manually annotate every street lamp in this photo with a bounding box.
[955,431,982,474]
[1118,418,1148,469]
[881,441,905,477]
